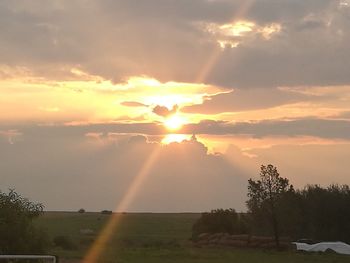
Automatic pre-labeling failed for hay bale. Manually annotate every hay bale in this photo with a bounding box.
[250,236,275,243]
[197,239,209,246]
[260,242,277,249]
[228,240,248,247]
[198,233,210,240]
[229,234,250,241]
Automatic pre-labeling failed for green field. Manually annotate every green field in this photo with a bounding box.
[36,212,350,263]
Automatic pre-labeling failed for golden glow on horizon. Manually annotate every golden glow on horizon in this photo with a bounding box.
[161,134,190,144]
[0,71,222,123]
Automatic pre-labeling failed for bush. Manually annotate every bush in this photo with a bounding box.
[53,235,77,250]
[78,208,86,213]
[0,189,49,254]
[192,209,249,240]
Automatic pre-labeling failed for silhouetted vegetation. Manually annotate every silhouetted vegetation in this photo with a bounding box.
[0,189,49,254]
[294,184,350,243]
[192,209,249,240]
[101,210,112,215]
[78,208,86,213]
[193,164,350,248]
[246,166,350,244]
[247,164,294,247]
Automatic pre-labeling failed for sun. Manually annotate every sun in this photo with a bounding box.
[164,115,186,131]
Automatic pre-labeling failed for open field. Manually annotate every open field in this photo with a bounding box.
[35,212,350,263]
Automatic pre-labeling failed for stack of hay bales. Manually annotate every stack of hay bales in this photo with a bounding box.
[194,233,290,249]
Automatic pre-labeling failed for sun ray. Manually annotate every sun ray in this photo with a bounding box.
[196,0,255,84]
[82,147,161,263]
[81,3,256,262]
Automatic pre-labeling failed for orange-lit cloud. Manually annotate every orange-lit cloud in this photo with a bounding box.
[200,20,281,49]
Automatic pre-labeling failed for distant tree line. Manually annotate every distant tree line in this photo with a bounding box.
[193,164,350,247]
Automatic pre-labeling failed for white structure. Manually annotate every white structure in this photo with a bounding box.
[293,242,350,255]
[0,255,57,262]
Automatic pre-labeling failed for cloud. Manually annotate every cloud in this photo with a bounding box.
[120,101,148,107]
[0,129,22,144]
[182,87,316,114]
[1,0,349,89]
[1,0,350,213]
[1,124,350,212]
[332,110,350,120]
[2,116,350,149]
[152,105,178,117]
[0,130,249,212]
[184,118,350,140]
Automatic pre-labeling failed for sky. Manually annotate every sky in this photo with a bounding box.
[1,0,350,212]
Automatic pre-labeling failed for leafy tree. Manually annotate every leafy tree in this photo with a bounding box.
[0,189,49,254]
[298,184,350,243]
[247,164,293,247]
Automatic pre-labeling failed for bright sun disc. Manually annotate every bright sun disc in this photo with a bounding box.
[164,115,185,131]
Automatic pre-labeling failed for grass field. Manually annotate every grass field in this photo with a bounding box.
[35,212,350,263]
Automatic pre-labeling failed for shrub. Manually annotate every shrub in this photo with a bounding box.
[78,208,85,213]
[192,209,249,240]
[0,189,49,254]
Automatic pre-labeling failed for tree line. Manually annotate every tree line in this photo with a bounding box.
[193,164,350,247]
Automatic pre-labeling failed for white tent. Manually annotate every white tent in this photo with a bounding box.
[293,242,350,255]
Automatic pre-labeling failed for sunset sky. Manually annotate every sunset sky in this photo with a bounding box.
[1,0,350,212]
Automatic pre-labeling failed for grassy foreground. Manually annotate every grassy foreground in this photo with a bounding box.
[36,212,350,263]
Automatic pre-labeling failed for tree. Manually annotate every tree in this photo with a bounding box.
[247,164,293,247]
[0,189,49,254]
[298,184,350,243]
